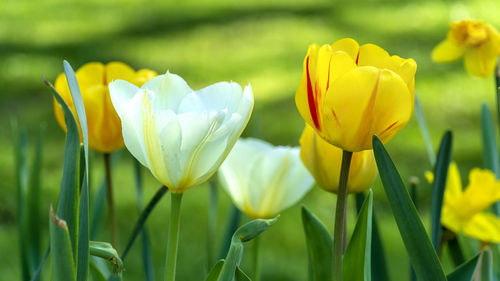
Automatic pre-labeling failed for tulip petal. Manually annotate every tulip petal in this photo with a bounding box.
[76,62,105,91]
[106,62,136,85]
[460,169,500,215]
[331,38,360,61]
[142,73,193,111]
[443,163,463,205]
[431,40,465,62]
[461,213,500,243]
[180,82,243,118]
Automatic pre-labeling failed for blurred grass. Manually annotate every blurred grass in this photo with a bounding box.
[1,0,500,279]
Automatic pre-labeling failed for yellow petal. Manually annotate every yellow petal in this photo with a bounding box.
[462,212,500,243]
[460,168,500,214]
[331,38,360,61]
[106,62,136,84]
[464,47,498,77]
[53,72,74,132]
[75,62,105,91]
[443,162,463,205]
[295,44,321,131]
[431,39,465,62]
[136,69,158,86]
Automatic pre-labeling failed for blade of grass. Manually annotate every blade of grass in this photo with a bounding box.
[446,253,480,281]
[431,131,453,252]
[481,103,500,215]
[373,135,447,281]
[50,206,76,281]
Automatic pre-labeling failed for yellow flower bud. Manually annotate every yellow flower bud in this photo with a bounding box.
[299,125,377,193]
[53,62,157,153]
[432,19,500,77]
[295,38,416,152]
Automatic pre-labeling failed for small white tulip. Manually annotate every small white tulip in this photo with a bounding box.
[109,72,253,193]
[219,138,314,218]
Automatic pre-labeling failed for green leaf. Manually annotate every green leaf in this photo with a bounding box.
[235,266,252,281]
[15,125,31,280]
[415,91,436,166]
[63,60,91,281]
[372,135,447,281]
[479,248,494,281]
[133,159,154,281]
[205,260,225,281]
[431,131,453,251]
[217,217,278,281]
[90,241,124,275]
[218,204,242,260]
[481,103,500,215]
[26,126,45,272]
[89,257,111,281]
[49,206,76,281]
[343,190,373,281]
[447,254,480,281]
[301,206,332,281]
[29,247,49,281]
[44,78,80,256]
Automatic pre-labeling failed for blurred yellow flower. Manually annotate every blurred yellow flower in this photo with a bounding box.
[432,19,500,77]
[54,62,157,153]
[295,38,416,152]
[299,125,377,193]
[437,163,500,242]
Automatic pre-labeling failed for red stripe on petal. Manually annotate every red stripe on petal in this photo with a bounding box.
[306,56,320,129]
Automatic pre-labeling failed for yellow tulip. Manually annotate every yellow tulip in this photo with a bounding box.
[432,19,500,77]
[54,62,157,153]
[295,38,417,152]
[299,125,377,193]
[430,163,500,243]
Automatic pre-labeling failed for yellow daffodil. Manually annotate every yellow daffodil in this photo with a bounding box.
[431,163,500,243]
[54,62,157,153]
[218,138,313,219]
[299,125,377,193]
[109,72,254,193]
[432,19,500,77]
[295,38,417,152]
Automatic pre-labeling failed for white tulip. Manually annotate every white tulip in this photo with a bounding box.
[109,72,254,193]
[218,138,314,218]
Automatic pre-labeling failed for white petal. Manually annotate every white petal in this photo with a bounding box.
[142,72,193,112]
[178,82,243,117]
[109,79,141,118]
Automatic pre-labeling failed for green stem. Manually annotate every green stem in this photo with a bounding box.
[104,153,118,250]
[207,181,217,271]
[253,236,261,281]
[333,150,353,281]
[164,192,183,281]
[415,91,436,166]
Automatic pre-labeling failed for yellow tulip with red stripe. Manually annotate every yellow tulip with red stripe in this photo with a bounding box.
[299,125,377,193]
[295,38,417,152]
[432,19,500,77]
[54,62,157,153]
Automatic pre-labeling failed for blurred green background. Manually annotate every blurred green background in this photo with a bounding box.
[2,0,500,279]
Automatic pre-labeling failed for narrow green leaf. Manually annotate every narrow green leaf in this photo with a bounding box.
[431,131,453,252]
[205,260,225,281]
[26,126,45,272]
[217,217,278,281]
[480,248,494,281]
[355,193,390,281]
[343,190,373,281]
[207,180,218,271]
[49,206,76,281]
[218,204,242,259]
[415,91,436,166]
[235,266,252,281]
[89,257,111,281]
[447,236,466,267]
[90,241,124,275]
[44,78,80,258]
[133,159,154,281]
[29,246,49,281]
[373,135,447,281]
[91,180,108,240]
[63,60,90,281]
[481,103,500,215]
[15,126,31,280]
[122,185,168,260]
[447,254,480,281]
[301,206,332,281]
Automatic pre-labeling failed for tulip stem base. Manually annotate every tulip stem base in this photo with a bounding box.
[333,150,353,281]
[164,192,183,281]
[104,153,118,250]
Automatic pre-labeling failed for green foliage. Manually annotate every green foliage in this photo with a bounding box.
[446,254,480,281]
[430,131,452,252]
[373,135,447,281]
[343,190,373,281]
[301,206,332,281]
[49,206,76,281]
[89,241,124,274]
